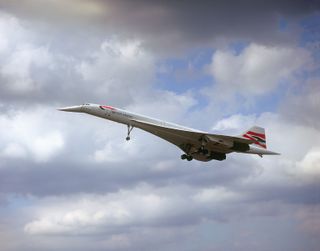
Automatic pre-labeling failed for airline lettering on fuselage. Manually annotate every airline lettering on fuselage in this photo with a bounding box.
[99,105,116,111]
[100,105,133,119]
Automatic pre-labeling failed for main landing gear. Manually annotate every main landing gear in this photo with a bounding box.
[180,143,193,161]
[198,146,208,155]
[180,136,209,161]
[181,154,193,161]
[126,125,134,141]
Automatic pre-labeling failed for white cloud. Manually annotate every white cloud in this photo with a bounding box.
[0,12,54,93]
[24,185,241,235]
[0,12,160,106]
[152,160,176,172]
[91,124,180,164]
[127,90,196,122]
[93,140,139,163]
[211,113,257,132]
[24,189,161,235]
[0,107,64,162]
[1,45,52,92]
[212,111,320,185]
[31,131,64,162]
[2,143,27,158]
[0,12,29,53]
[296,148,320,181]
[193,186,240,203]
[76,38,155,103]
[207,43,311,97]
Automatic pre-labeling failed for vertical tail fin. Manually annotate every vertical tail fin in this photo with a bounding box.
[242,126,267,149]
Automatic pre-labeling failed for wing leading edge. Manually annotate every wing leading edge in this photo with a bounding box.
[131,119,253,144]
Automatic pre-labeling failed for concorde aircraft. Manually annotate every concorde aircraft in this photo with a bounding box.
[58,103,279,162]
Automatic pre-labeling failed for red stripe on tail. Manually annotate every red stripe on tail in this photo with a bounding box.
[243,134,267,149]
[246,131,265,139]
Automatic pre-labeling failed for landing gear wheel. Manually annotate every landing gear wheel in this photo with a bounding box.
[126,136,130,141]
[181,154,187,160]
[186,155,193,161]
[181,154,193,161]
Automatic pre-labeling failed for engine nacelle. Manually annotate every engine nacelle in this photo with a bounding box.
[231,142,249,152]
[209,152,226,161]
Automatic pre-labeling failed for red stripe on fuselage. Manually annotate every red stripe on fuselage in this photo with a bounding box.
[243,134,267,149]
[100,105,116,111]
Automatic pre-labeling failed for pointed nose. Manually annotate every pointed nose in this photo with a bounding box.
[58,105,83,112]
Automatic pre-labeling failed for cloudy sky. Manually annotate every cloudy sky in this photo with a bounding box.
[0,1,320,250]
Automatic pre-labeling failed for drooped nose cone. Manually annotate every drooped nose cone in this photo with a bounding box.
[58,105,83,112]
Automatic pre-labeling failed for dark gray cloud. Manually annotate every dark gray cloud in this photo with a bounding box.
[0,0,318,105]
[0,153,256,197]
[0,0,319,53]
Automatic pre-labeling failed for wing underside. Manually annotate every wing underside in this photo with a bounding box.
[130,119,253,154]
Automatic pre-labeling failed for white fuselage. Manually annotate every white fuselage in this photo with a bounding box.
[85,104,203,132]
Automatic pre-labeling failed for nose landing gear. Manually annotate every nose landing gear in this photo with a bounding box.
[126,125,134,141]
